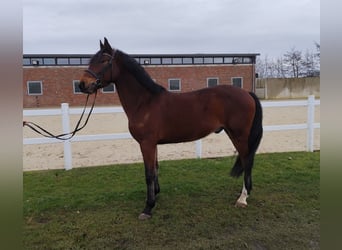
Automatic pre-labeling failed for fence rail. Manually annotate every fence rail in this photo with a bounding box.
[24,95,320,170]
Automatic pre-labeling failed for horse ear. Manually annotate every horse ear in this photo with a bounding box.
[100,40,104,49]
[103,37,112,52]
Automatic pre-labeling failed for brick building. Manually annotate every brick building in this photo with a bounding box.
[23,53,259,108]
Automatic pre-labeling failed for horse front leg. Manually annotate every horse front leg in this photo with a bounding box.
[138,142,157,220]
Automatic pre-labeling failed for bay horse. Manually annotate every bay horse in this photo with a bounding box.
[79,38,263,220]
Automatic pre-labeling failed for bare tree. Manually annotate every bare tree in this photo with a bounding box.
[283,47,303,78]
[256,43,320,78]
[302,49,316,77]
[315,42,320,58]
[256,55,283,78]
[275,57,286,78]
[314,42,320,75]
[256,55,269,78]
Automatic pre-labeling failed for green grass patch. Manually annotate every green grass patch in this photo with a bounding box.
[24,152,319,249]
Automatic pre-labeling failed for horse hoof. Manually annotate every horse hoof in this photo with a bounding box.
[138,213,152,220]
[235,201,248,208]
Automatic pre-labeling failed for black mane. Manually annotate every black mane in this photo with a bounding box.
[117,50,166,94]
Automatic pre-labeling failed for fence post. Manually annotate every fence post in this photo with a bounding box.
[307,95,315,152]
[195,139,202,158]
[61,103,72,170]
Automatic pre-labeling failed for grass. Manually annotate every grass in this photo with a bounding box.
[23,152,319,249]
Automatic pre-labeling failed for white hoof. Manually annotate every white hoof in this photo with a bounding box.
[235,200,248,208]
[138,213,152,220]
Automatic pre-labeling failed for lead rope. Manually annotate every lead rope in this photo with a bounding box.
[23,91,97,140]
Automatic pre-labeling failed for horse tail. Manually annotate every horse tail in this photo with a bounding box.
[230,92,263,177]
[247,92,263,160]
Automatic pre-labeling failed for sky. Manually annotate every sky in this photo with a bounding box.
[23,0,320,58]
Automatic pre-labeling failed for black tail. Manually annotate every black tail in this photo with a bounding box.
[230,92,263,177]
[247,92,263,160]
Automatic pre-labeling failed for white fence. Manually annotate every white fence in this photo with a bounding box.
[23,95,320,170]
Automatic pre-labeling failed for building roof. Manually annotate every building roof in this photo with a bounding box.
[23,53,260,67]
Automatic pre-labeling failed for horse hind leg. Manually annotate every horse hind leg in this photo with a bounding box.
[236,181,249,208]
[234,156,252,208]
[225,129,252,207]
[226,129,244,178]
[235,158,253,208]
[234,118,262,207]
[235,91,263,207]
[233,145,257,208]
[230,156,244,177]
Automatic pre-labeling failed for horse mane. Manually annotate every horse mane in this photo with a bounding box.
[116,50,166,94]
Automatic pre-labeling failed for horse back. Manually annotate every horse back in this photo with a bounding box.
[161,85,254,119]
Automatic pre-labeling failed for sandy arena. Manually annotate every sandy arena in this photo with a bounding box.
[23,102,320,171]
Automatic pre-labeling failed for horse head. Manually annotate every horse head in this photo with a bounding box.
[79,38,119,94]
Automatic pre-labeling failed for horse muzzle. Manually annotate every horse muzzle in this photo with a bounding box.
[78,81,100,94]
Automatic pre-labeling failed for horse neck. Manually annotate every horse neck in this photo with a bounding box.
[115,72,152,119]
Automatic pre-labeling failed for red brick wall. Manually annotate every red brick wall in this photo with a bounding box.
[145,65,254,92]
[23,64,254,108]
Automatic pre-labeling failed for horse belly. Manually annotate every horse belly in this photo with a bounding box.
[156,90,228,144]
[158,115,219,144]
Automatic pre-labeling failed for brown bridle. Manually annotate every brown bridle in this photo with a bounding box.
[84,51,116,90]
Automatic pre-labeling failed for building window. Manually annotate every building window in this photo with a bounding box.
[214,57,224,64]
[204,57,214,64]
[224,57,233,63]
[194,57,204,64]
[43,58,55,65]
[140,58,150,65]
[57,58,69,65]
[168,79,181,91]
[207,78,219,87]
[172,58,182,64]
[243,57,253,63]
[162,58,172,64]
[27,81,43,95]
[232,77,243,88]
[150,58,161,65]
[102,83,115,93]
[81,58,90,65]
[73,80,82,94]
[69,58,81,65]
[31,58,43,66]
[23,58,30,66]
[233,57,243,64]
[183,57,192,64]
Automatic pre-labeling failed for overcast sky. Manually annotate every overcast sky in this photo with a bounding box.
[23,0,320,58]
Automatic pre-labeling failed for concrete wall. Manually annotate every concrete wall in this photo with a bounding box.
[256,77,320,99]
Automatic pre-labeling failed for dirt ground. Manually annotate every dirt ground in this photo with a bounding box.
[23,102,320,171]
